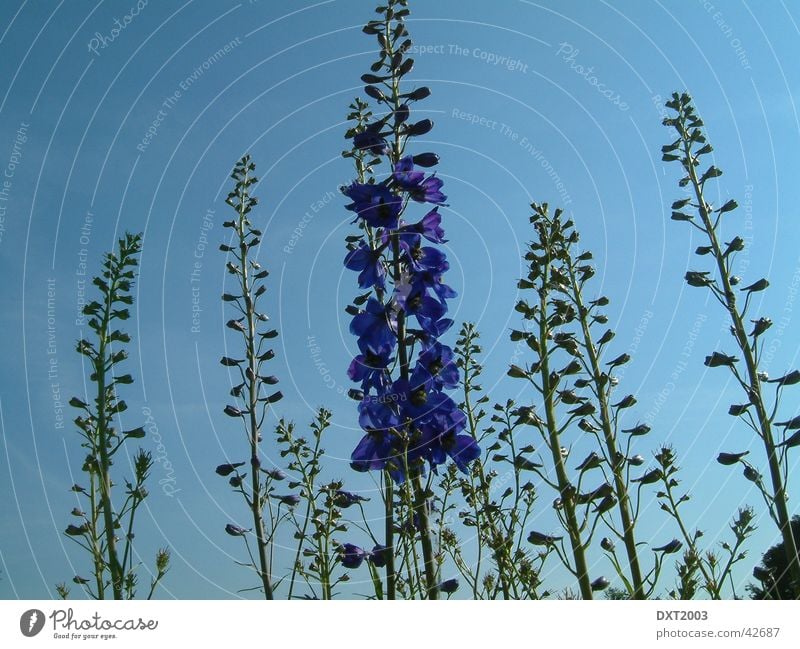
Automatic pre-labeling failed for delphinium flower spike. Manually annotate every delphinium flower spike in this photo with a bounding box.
[340,0,479,599]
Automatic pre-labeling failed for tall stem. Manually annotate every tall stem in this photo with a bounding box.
[239,168,274,601]
[680,130,800,592]
[538,260,592,600]
[96,277,122,600]
[384,473,397,599]
[567,267,645,599]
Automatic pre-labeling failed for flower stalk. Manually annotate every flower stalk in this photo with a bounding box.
[65,233,169,599]
[662,92,800,595]
[218,155,283,599]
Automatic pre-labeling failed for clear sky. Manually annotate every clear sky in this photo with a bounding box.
[1,0,799,599]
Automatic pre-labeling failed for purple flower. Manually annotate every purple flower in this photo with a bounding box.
[386,372,457,428]
[353,123,389,155]
[405,208,447,243]
[418,405,478,474]
[409,318,454,349]
[274,494,301,507]
[348,347,393,393]
[334,490,370,508]
[351,399,401,472]
[350,298,397,355]
[369,544,390,567]
[395,281,447,326]
[344,242,387,289]
[417,343,459,389]
[408,174,446,205]
[393,155,425,189]
[412,267,457,303]
[340,543,369,569]
[343,182,402,229]
[440,430,480,474]
[406,242,448,275]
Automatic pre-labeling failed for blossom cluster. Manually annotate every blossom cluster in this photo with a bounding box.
[343,157,479,481]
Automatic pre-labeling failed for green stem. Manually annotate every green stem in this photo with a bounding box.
[384,472,397,599]
[238,170,274,601]
[96,276,123,600]
[679,124,800,594]
[566,265,645,599]
[538,250,593,600]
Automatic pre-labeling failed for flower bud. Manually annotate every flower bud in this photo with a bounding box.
[224,405,244,417]
[406,86,431,101]
[215,462,245,477]
[716,451,748,466]
[632,469,662,485]
[528,530,562,546]
[412,152,439,167]
[406,119,433,136]
[438,578,459,594]
[743,465,761,482]
[225,523,248,536]
[622,423,651,436]
[600,537,615,552]
[654,539,682,554]
[263,468,287,480]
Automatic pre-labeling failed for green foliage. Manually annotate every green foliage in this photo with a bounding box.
[749,517,800,599]
[63,233,169,600]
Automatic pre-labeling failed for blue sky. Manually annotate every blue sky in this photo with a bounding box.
[1,0,799,599]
